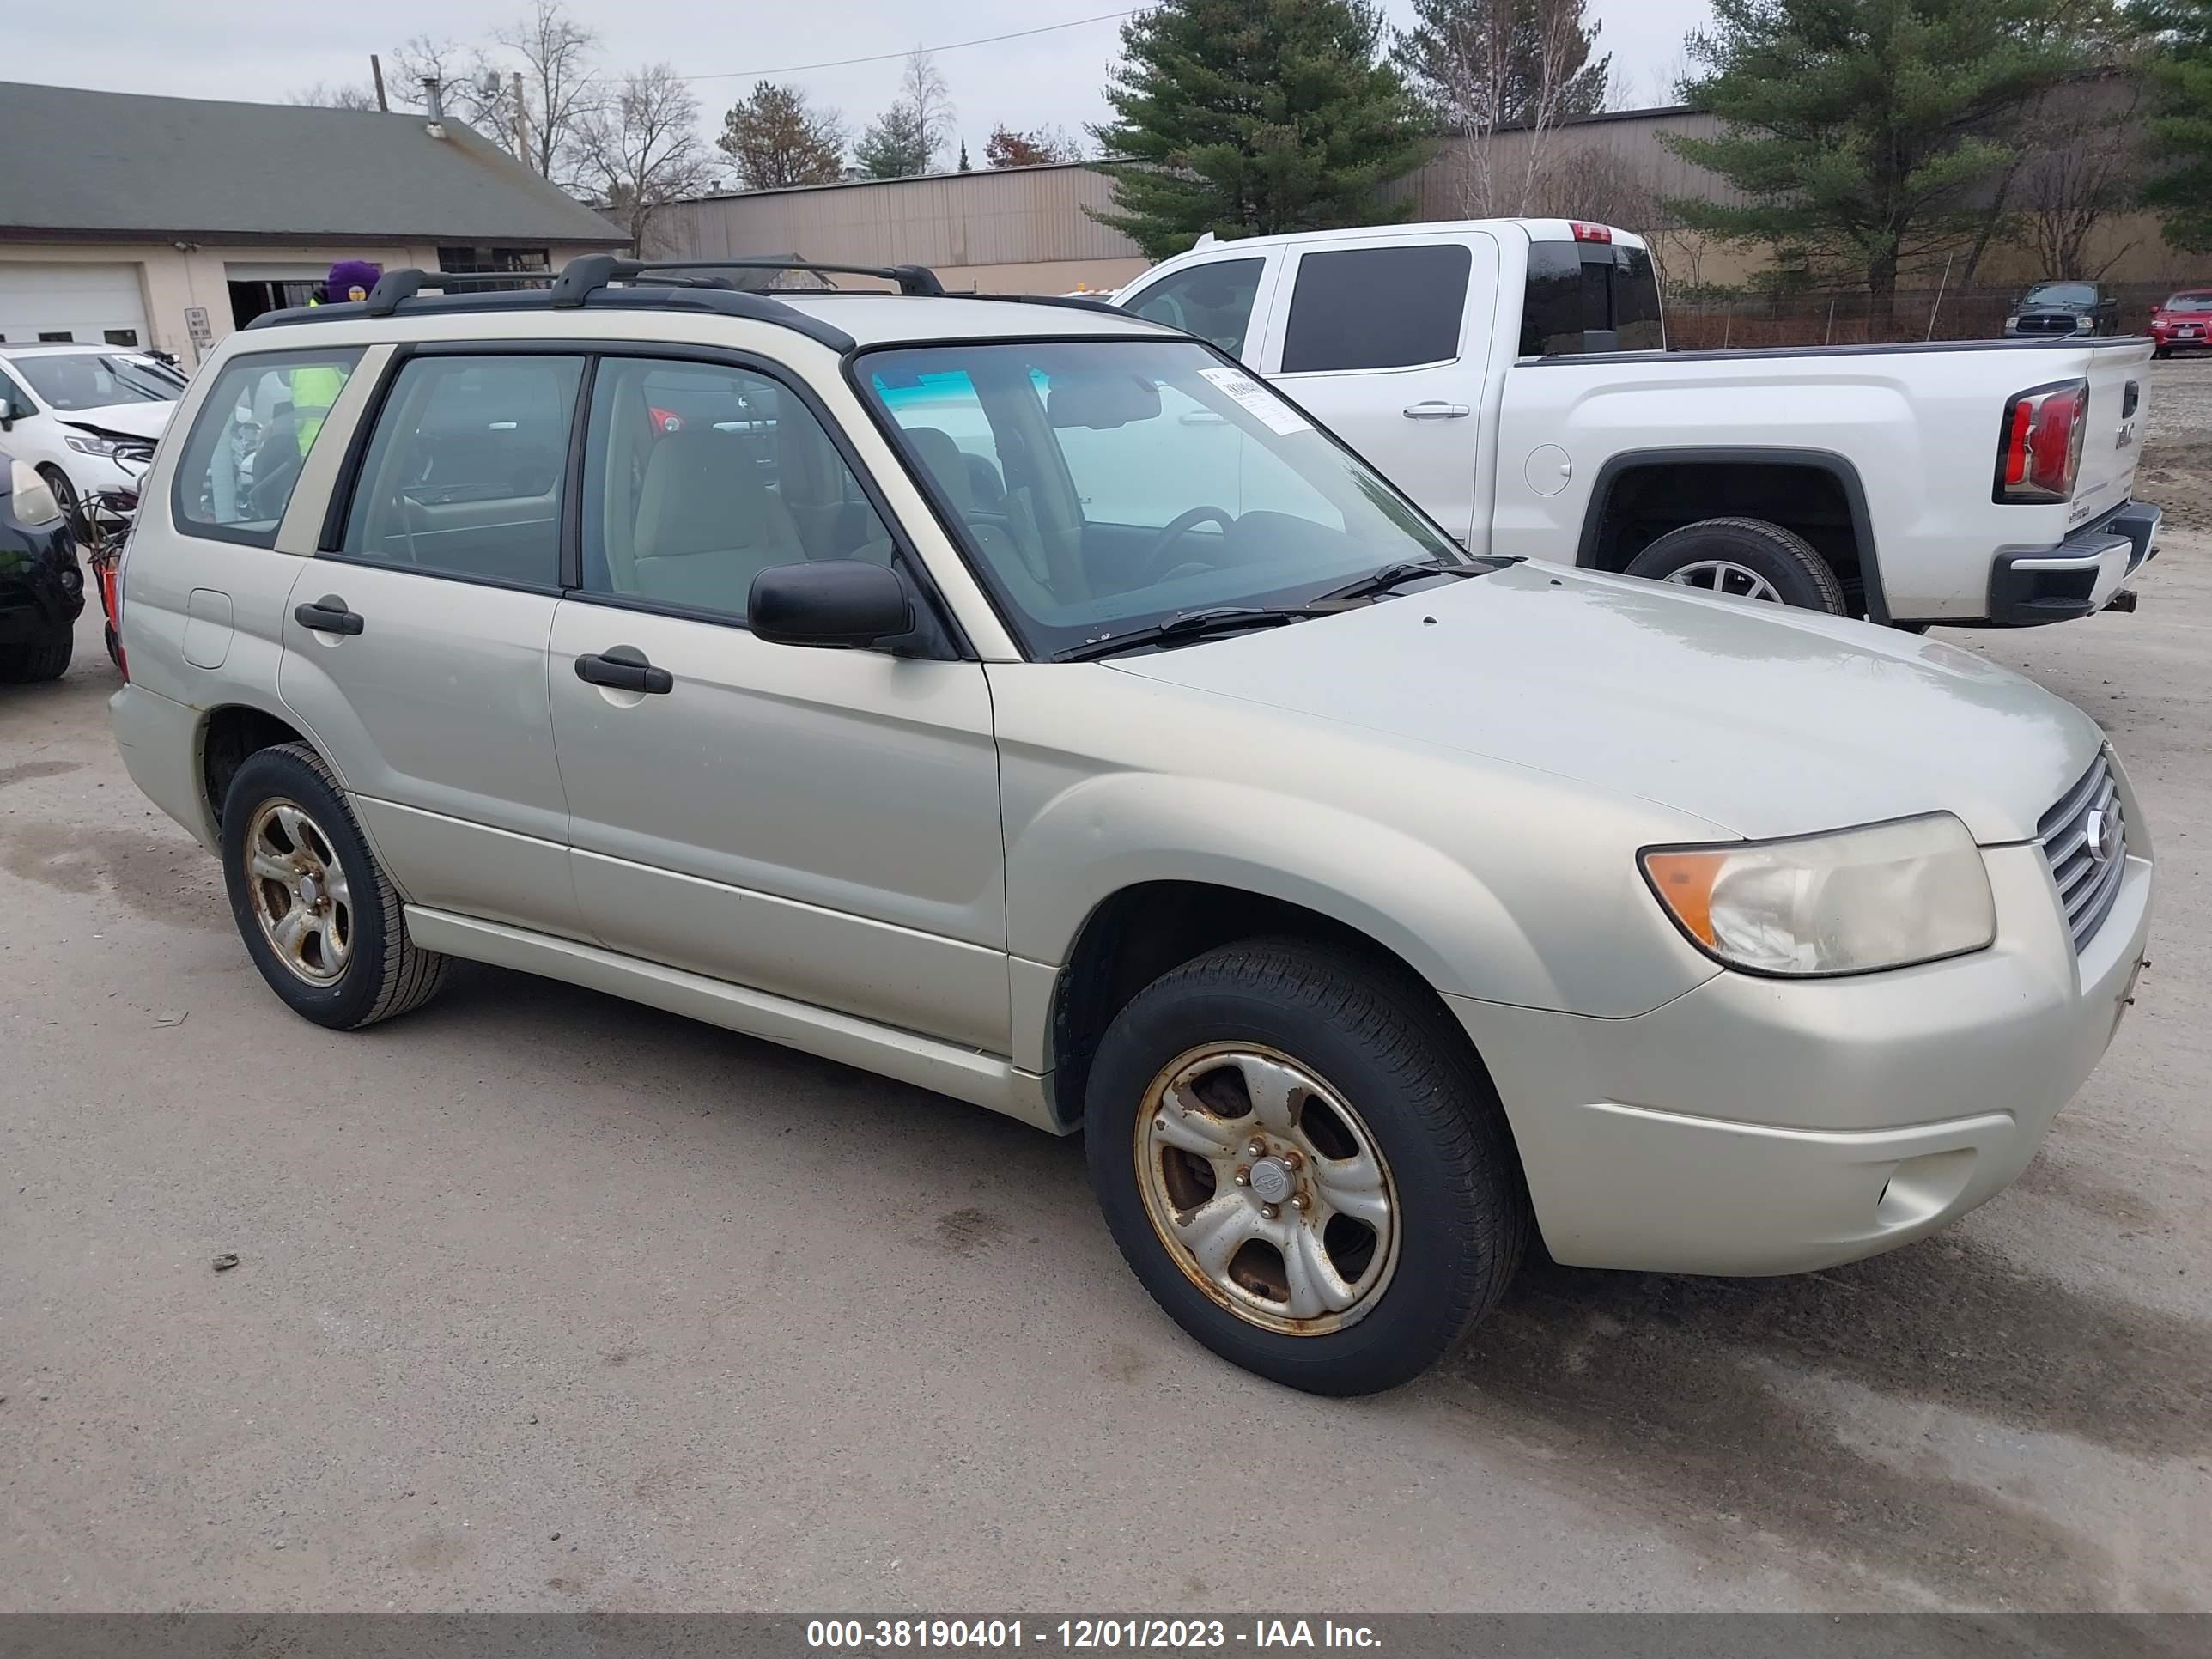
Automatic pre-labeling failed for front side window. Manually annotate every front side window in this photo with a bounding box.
[14,350,179,410]
[580,356,893,619]
[1281,245,1471,373]
[172,348,362,545]
[861,338,1462,659]
[1121,258,1267,360]
[340,354,583,586]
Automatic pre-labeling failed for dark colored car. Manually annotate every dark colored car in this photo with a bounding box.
[0,447,84,682]
[2150,290,2212,357]
[2003,281,2122,339]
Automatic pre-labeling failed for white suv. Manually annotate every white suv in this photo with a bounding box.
[110,257,2152,1394]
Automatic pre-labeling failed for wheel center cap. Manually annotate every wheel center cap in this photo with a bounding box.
[299,872,322,907]
[1248,1157,1293,1205]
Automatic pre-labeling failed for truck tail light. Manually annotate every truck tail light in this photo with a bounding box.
[1570,222,1613,243]
[1994,378,2088,504]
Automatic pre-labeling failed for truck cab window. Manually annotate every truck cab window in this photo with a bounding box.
[1121,258,1267,359]
[1281,245,1472,373]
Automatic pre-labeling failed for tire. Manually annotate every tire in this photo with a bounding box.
[1085,937,1528,1395]
[1624,516,1849,615]
[103,623,122,669]
[0,625,72,683]
[220,742,447,1030]
[2154,346,2172,360]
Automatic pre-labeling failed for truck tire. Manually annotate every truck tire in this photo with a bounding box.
[1624,517,1849,615]
[0,625,73,683]
[1085,937,1528,1395]
[221,742,448,1030]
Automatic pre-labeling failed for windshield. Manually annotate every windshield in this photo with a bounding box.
[857,339,1466,659]
[2168,293,2212,313]
[2025,283,2097,306]
[13,351,180,410]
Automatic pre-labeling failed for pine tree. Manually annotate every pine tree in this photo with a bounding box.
[1090,0,1429,260]
[1663,0,2112,331]
[2138,0,2212,249]
[855,101,934,178]
[958,138,973,171]
[716,81,847,190]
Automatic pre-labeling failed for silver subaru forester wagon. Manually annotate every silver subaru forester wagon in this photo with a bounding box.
[111,257,2153,1393]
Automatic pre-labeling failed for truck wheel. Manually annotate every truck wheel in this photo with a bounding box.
[221,742,447,1030]
[0,625,73,683]
[1625,517,1848,615]
[1085,937,1527,1395]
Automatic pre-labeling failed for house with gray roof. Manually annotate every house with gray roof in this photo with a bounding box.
[0,81,627,363]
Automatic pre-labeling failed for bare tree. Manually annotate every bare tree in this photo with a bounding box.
[898,48,956,172]
[287,82,381,111]
[578,64,718,249]
[1528,142,1662,229]
[387,36,506,126]
[1396,0,1607,216]
[2016,75,2148,279]
[495,0,602,183]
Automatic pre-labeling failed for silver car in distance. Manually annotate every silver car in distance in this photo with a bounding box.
[109,258,2153,1394]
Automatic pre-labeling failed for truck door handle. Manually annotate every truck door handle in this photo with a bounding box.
[294,597,363,635]
[1403,401,1471,420]
[574,647,673,695]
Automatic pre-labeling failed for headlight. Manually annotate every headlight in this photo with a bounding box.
[8,458,64,526]
[1641,813,1996,976]
[64,432,129,458]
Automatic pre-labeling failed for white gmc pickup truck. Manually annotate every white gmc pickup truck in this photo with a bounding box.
[1110,219,2160,629]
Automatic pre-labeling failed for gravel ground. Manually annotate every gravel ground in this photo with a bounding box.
[3,515,2208,1614]
[2142,356,2212,532]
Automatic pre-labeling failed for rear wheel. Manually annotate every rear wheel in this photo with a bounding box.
[1625,516,1849,615]
[221,743,447,1030]
[1085,938,1527,1395]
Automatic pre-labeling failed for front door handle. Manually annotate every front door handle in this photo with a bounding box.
[574,647,673,695]
[294,596,364,635]
[1403,401,1472,420]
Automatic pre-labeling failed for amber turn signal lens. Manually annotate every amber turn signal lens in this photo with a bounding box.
[1642,849,1727,946]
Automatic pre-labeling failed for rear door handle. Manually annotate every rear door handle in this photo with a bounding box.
[294,596,364,635]
[574,647,673,696]
[1403,401,1471,420]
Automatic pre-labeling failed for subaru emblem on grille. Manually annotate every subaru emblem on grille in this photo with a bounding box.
[2086,806,2121,866]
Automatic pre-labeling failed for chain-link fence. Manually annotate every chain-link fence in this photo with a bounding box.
[1662,279,2198,349]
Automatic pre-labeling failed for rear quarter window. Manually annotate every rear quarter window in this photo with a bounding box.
[1521,241,1663,356]
[171,348,363,547]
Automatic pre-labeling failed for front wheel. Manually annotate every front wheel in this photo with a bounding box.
[0,624,73,683]
[1624,516,1848,614]
[1085,939,1527,1395]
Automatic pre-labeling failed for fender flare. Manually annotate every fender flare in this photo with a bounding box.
[1573,445,1891,624]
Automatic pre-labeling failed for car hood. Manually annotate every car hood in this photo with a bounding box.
[55,401,174,440]
[1108,562,2106,843]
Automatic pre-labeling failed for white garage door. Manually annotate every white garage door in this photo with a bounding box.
[0,262,151,347]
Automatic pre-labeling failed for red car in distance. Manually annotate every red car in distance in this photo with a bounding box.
[2150,290,2212,357]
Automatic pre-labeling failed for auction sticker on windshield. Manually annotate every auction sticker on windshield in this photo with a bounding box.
[1199,365,1310,435]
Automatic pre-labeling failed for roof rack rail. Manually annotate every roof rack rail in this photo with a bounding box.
[969,292,1130,319]
[362,267,555,318]
[550,254,945,304]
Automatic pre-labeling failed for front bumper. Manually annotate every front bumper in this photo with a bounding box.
[1987,501,2160,626]
[1451,804,2154,1275]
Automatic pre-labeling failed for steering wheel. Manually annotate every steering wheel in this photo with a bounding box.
[1142,506,1235,583]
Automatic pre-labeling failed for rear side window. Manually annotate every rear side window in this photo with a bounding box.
[1280,245,1471,372]
[1521,241,1664,356]
[1122,258,1267,360]
[340,354,584,588]
[171,349,362,545]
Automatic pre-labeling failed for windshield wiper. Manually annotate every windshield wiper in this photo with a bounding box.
[1053,605,1334,663]
[1310,560,1499,605]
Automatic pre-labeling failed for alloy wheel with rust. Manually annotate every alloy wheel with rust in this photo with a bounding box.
[1135,1042,1400,1336]
[241,798,353,986]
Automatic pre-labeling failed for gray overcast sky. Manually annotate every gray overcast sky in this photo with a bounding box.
[8,0,1713,167]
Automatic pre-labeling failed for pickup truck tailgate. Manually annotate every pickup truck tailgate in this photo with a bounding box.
[2069,340,2155,528]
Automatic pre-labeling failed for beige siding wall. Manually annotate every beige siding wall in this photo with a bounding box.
[645,107,2212,298]
[0,240,617,367]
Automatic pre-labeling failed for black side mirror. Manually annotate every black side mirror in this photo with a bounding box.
[750,560,914,648]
